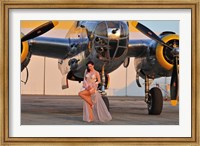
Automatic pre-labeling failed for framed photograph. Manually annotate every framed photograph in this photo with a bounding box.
[1,0,199,145]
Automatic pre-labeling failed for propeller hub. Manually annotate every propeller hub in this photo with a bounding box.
[171,48,179,56]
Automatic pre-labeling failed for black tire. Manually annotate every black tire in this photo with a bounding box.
[102,96,110,111]
[148,87,163,115]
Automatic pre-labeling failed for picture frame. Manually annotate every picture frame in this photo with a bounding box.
[1,0,199,145]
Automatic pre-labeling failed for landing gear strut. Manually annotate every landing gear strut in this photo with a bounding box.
[145,76,163,115]
[101,64,106,95]
[100,63,110,111]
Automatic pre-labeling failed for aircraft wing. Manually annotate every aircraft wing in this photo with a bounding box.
[29,36,88,59]
[127,39,151,57]
[21,20,89,71]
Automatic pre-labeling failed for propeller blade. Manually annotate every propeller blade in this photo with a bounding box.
[170,57,179,106]
[131,21,173,50]
[21,21,58,42]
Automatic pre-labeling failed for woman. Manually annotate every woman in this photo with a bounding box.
[78,61,112,122]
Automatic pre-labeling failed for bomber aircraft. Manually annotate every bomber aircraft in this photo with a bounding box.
[21,20,179,115]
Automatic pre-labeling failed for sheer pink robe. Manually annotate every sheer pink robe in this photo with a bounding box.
[82,70,112,122]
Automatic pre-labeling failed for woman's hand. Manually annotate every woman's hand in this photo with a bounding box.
[86,85,92,91]
[83,81,88,88]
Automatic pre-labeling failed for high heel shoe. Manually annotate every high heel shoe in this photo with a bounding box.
[88,115,94,122]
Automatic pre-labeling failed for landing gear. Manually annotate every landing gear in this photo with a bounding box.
[147,87,163,115]
[100,63,110,111]
[145,76,163,115]
[101,64,106,95]
[102,95,110,111]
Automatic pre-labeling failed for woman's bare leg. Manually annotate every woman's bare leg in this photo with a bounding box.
[79,90,93,107]
[87,103,94,122]
[79,90,94,121]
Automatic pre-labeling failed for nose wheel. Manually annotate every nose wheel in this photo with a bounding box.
[147,87,163,115]
[145,76,163,115]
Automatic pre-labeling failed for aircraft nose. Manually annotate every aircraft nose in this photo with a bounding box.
[93,21,129,60]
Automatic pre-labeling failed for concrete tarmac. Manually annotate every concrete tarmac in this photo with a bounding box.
[21,95,179,125]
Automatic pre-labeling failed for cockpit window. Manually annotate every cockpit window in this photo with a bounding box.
[120,22,129,37]
[107,21,119,28]
[94,22,107,37]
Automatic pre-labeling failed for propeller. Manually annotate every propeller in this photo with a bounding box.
[21,21,59,42]
[21,21,59,72]
[170,56,179,106]
[131,21,174,50]
[131,20,179,106]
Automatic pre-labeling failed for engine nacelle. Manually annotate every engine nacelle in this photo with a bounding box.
[21,35,31,71]
[155,33,179,70]
[134,32,179,79]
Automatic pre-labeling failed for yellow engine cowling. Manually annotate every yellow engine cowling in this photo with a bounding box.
[21,41,29,63]
[155,34,179,70]
[21,33,31,71]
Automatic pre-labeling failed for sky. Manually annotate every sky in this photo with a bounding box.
[139,20,179,34]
